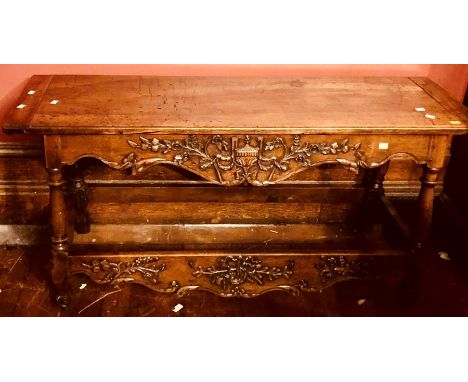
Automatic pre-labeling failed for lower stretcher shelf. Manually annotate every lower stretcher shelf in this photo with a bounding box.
[68,214,408,299]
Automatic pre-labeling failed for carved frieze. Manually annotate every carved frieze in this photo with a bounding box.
[178,255,296,297]
[102,134,366,185]
[74,254,375,298]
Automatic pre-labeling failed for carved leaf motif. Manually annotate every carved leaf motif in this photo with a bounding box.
[81,257,167,286]
[128,140,139,148]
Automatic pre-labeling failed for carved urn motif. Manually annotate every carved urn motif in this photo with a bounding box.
[232,136,261,167]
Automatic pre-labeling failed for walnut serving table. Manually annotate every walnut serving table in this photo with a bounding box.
[4,76,468,307]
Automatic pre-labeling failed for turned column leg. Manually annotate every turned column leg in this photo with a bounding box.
[398,165,441,309]
[414,165,441,249]
[47,167,71,308]
[72,163,90,234]
[358,161,390,231]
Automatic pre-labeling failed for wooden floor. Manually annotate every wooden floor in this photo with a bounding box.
[1,241,467,316]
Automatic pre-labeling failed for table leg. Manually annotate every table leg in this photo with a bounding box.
[399,164,441,309]
[47,167,71,308]
[414,165,441,249]
[72,163,90,234]
[358,161,390,231]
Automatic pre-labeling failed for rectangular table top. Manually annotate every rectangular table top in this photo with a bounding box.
[3,75,468,135]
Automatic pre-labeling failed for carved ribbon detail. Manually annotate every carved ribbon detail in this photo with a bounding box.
[103,135,366,186]
[179,256,296,297]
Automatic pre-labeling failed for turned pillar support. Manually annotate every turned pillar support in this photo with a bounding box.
[44,136,71,308]
[413,135,449,249]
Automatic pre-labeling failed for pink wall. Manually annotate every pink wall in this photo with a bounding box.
[429,64,468,103]
[1,64,465,142]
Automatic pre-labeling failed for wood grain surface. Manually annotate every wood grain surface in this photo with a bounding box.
[4,76,467,135]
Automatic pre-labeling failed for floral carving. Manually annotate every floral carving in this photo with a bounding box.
[101,135,365,185]
[75,255,376,298]
[185,256,295,297]
[81,256,171,288]
[314,255,372,285]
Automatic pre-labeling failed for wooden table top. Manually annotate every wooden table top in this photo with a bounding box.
[4,75,468,135]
